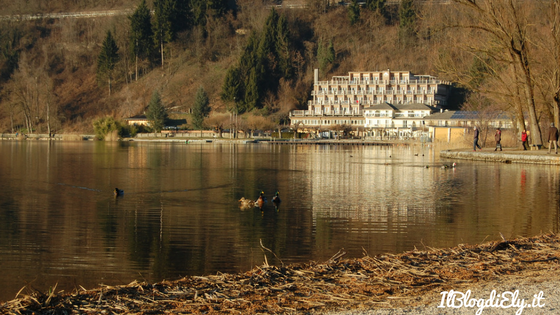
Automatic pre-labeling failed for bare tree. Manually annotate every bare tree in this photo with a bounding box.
[1,88,19,133]
[206,112,230,137]
[444,0,544,145]
[533,0,560,129]
[8,63,35,133]
[246,115,274,138]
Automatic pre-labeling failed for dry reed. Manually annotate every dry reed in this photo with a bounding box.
[2,234,559,314]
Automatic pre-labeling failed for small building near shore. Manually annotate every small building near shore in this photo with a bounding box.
[124,115,150,126]
[423,110,514,129]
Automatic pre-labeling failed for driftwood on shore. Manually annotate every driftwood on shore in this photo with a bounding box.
[2,234,560,314]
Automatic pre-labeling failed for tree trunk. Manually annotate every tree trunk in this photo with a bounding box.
[517,57,542,146]
[554,91,560,129]
[47,97,51,137]
[161,37,164,69]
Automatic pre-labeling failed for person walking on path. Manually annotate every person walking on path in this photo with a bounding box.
[521,129,529,150]
[548,123,558,154]
[494,128,502,151]
[473,126,482,151]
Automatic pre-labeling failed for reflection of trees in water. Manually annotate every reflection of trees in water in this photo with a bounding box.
[0,193,19,245]
[5,142,560,302]
[432,176,464,224]
[434,177,464,206]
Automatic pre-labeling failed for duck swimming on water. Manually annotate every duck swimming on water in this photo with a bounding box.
[272,191,281,204]
[238,197,256,208]
[114,188,124,196]
[441,162,457,169]
[256,191,265,209]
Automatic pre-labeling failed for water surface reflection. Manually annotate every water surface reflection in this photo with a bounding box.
[0,141,557,301]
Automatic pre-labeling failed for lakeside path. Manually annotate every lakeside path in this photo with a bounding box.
[2,234,560,314]
[441,147,560,165]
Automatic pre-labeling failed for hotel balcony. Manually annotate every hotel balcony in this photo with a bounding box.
[314,79,451,86]
[394,113,424,118]
[312,89,436,96]
[290,110,364,117]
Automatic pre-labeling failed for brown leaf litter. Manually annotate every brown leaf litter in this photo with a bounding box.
[2,233,560,314]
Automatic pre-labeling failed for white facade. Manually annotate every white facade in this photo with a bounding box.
[290,69,451,129]
[363,103,432,129]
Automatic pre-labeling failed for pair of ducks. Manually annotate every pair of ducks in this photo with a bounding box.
[239,191,281,209]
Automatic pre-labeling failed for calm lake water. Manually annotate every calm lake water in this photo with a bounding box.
[0,140,558,302]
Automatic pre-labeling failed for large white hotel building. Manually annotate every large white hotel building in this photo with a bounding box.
[290,69,452,132]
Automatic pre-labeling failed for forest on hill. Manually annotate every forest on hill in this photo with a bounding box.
[0,0,559,144]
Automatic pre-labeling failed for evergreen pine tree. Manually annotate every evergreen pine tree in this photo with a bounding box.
[398,0,416,46]
[318,39,335,73]
[237,31,259,113]
[366,0,387,22]
[146,90,168,132]
[153,0,174,68]
[348,0,360,25]
[97,30,120,96]
[207,0,229,18]
[221,67,241,113]
[326,40,335,64]
[191,0,207,26]
[192,86,210,130]
[258,9,279,93]
[244,68,259,113]
[317,38,324,70]
[259,9,279,59]
[276,14,293,80]
[129,0,153,80]
[191,0,228,27]
[171,0,190,33]
[229,9,294,113]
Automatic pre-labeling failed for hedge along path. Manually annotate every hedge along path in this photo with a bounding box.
[2,234,560,314]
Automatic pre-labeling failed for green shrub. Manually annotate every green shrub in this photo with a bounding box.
[93,117,125,140]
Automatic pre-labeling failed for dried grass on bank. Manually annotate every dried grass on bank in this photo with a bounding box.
[2,234,560,314]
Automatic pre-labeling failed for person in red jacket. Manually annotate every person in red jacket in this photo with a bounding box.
[521,129,529,150]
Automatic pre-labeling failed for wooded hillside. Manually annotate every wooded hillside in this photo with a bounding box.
[0,0,558,142]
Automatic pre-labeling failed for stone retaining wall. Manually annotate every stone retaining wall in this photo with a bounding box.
[441,150,560,165]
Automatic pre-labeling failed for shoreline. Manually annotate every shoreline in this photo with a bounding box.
[441,148,560,165]
[2,234,559,314]
[5,133,559,164]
